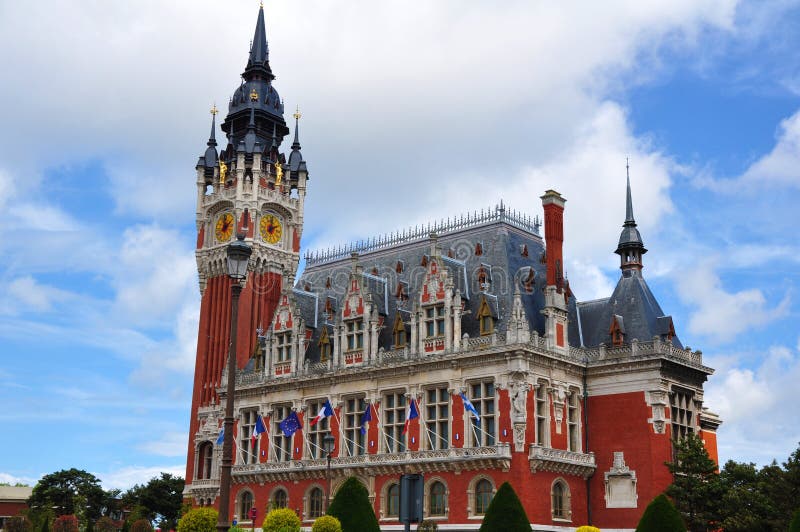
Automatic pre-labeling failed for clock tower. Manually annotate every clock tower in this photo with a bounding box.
[186,4,309,485]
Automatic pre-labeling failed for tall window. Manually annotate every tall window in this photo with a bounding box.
[386,483,400,518]
[536,384,549,446]
[383,392,406,453]
[475,479,493,515]
[237,491,253,522]
[425,387,449,450]
[308,487,324,519]
[307,399,330,459]
[469,380,495,447]
[345,319,364,351]
[318,329,331,363]
[272,405,292,462]
[197,442,213,479]
[393,314,407,348]
[551,480,570,520]
[478,297,494,336]
[271,489,287,509]
[670,389,695,441]
[567,391,580,452]
[344,396,366,456]
[240,410,258,464]
[276,331,292,362]
[424,305,445,338]
[428,481,447,516]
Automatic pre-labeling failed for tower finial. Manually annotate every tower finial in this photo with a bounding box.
[615,160,646,272]
[207,104,218,146]
[245,2,271,78]
[625,158,634,224]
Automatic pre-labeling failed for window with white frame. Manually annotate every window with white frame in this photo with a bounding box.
[386,483,400,518]
[236,491,253,522]
[568,390,580,452]
[343,396,366,456]
[239,410,258,464]
[271,405,292,462]
[271,488,288,510]
[425,386,449,450]
[423,305,445,338]
[536,383,549,446]
[308,487,324,519]
[383,392,406,453]
[551,480,571,520]
[197,441,213,479]
[468,380,495,447]
[475,479,493,515]
[428,481,447,517]
[276,331,292,362]
[307,399,330,459]
[345,319,364,351]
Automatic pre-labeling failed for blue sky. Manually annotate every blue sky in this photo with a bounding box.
[1,1,798,489]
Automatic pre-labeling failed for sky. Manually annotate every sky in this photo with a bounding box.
[0,0,798,490]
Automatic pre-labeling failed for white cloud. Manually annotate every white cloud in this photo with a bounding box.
[95,465,186,491]
[3,276,72,314]
[0,472,36,486]
[137,432,187,458]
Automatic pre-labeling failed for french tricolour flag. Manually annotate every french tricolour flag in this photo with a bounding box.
[310,399,334,426]
[402,398,420,435]
[251,414,267,444]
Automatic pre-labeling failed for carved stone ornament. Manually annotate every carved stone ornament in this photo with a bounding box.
[646,390,668,435]
[513,423,526,452]
[510,381,529,423]
[605,451,638,508]
[550,385,567,434]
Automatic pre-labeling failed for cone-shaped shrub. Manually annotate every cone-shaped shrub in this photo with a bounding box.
[176,508,216,532]
[262,508,300,532]
[478,482,530,532]
[326,477,379,532]
[636,494,685,532]
[311,515,341,532]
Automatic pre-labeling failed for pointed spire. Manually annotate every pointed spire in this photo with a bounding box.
[207,104,218,147]
[288,106,304,172]
[625,157,635,224]
[291,106,301,150]
[203,105,219,169]
[615,159,647,272]
[244,4,273,80]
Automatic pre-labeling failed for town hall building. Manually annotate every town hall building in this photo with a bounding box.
[183,6,721,531]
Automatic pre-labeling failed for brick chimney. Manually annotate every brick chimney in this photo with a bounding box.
[540,190,566,289]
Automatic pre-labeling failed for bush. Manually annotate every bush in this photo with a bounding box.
[790,509,800,532]
[576,527,601,532]
[53,516,79,532]
[478,482,530,532]
[94,517,116,532]
[311,515,341,532]
[262,508,300,532]
[130,519,153,532]
[5,516,33,532]
[636,494,685,532]
[327,477,379,532]
[228,527,247,532]
[417,521,438,531]
[176,508,217,532]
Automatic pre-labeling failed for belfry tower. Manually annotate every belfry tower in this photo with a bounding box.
[186,5,309,486]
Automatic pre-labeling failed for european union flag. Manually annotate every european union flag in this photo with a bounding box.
[279,411,301,438]
[360,403,372,435]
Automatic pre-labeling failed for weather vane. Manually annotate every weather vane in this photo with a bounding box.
[210,104,218,116]
[293,105,302,121]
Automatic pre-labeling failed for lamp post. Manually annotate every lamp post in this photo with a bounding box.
[216,234,252,532]
[322,432,335,513]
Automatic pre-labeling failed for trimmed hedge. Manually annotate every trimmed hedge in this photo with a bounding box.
[176,508,216,532]
[311,515,341,532]
[326,477,379,532]
[478,482,530,532]
[262,508,300,532]
[636,494,685,532]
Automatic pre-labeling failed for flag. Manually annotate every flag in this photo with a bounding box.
[310,399,334,427]
[252,414,267,444]
[461,392,481,424]
[360,403,372,435]
[216,426,224,445]
[279,411,301,438]
[402,398,419,435]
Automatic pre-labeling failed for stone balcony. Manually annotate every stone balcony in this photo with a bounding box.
[528,445,596,478]
[232,444,512,482]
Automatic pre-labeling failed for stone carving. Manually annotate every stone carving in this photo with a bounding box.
[604,451,638,508]
[550,385,567,434]
[646,390,668,435]
[513,423,526,452]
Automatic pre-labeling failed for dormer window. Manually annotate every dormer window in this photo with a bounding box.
[424,305,445,338]
[318,329,332,363]
[609,315,625,347]
[276,331,292,361]
[478,297,494,336]
[346,319,364,351]
[393,314,407,348]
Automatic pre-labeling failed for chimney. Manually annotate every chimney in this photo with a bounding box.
[540,190,566,289]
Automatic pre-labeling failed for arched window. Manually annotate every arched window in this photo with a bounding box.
[309,487,324,519]
[475,479,493,515]
[551,480,571,520]
[271,488,287,509]
[429,481,446,516]
[237,491,253,522]
[197,442,213,480]
[386,483,400,518]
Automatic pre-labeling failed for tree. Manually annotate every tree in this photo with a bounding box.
[789,509,800,532]
[94,517,116,532]
[311,515,341,532]
[718,460,775,531]
[665,434,722,531]
[478,482,530,532]
[176,508,217,532]
[27,469,108,530]
[52,516,79,532]
[5,516,33,532]
[636,494,685,532]
[122,473,185,531]
[130,519,153,532]
[262,508,300,532]
[326,477,379,532]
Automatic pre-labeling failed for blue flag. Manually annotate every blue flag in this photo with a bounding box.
[279,411,301,438]
[216,426,224,445]
[461,393,481,424]
[360,403,372,435]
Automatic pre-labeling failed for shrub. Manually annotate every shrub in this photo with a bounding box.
[790,509,800,532]
[311,515,341,532]
[478,482,530,532]
[262,508,300,532]
[176,508,217,532]
[228,527,247,532]
[576,527,601,532]
[327,477,379,532]
[5,516,33,532]
[94,517,116,532]
[636,494,685,532]
[53,516,79,532]
[417,521,438,531]
[130,519,153,532]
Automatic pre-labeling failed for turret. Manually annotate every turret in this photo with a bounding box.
[615,161,647,274]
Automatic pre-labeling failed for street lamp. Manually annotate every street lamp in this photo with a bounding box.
[217,233,252,532]
[322,433,335,513]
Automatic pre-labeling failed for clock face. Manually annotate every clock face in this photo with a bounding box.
[215,213,235,242]
[260,214,283,244]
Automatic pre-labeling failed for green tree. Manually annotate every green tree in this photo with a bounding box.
[478,482,530,532]
[636,494,685,532]
[665,434,722,531]
[5,516,33,532]
[789,509,800,532]
[311,515,341,532]
[27,469,109,530]
[122,473,185,531]
[718,460,775,531]
[130,519,153,532]
[52,516,79,532]
[326,477,379,532]
[261,508,300,532]
[176,508,217,532]
[94,516,116,532]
